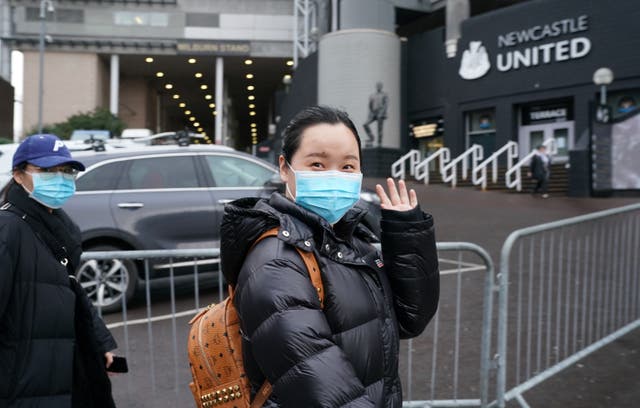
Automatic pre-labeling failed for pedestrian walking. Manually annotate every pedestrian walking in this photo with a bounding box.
[220,106,440,407]
[0,134,118,407]
[529,144,551,198]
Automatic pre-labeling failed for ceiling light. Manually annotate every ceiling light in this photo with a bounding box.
[200,84,208,90]
[247,85,255,91]
[205,95,212,100]
[250,123,256,128]
[189,116,196,121]
[283,74,292,81]
[194,122,200,127]
[134,16,144,25]
[248,104,255,109]
[245,73,254,79]
[195,72,203,78]
[213,111,217,116]
[208,103,215,108]
[249,111,256,116]
[179,102,186,108]
[248,95,255,100]
[197,127,203,132]
[188,58,197,64]
[165,83,173,89]
[251,128,257,134]
[185,110,191,115]
[244,59,253,65]
[145,57,154,63]
[172,94,180,99]
[156,72,164,77]
[286,60,294,66]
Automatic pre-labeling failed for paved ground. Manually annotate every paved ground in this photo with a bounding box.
[363,179,639,408]
[105,180,639,407]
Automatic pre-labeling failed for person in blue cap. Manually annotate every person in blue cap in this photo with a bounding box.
[0,134,118,407]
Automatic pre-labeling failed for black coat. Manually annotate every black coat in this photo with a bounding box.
[221,193,439,408]
[530,153,550,180]
[0,184,117,407]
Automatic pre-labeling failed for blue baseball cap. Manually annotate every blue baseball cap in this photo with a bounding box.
[12,134,85,171]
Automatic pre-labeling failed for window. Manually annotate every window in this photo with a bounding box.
[204,155,275,188]
[466,109,496,155]
[118,156,199,190]
[607,89,640,120]
[114,11,168,27]
[26,7,84,23]
[76,161,125,192]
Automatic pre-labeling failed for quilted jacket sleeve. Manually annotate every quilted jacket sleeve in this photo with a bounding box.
[0,219,17,320]
[234,239,375,408]
[380,205,440,339]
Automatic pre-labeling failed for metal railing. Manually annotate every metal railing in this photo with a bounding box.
[472,142,518,190]
[81,241,496,408]
[391,149,421,180]
[442,144,484,188]
[495,203,640,407]
[81,248,223,408]
[401,242,495,408]
[504,138,557,191]
[414,147,451,185]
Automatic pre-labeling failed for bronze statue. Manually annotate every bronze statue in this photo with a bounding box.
[363,82,388,147]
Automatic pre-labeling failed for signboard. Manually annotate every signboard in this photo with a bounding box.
[522,101,573,125]
[458,15,592,80]
[177,40,251,56]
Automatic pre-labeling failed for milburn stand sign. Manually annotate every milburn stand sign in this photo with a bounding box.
[459,15,592,80]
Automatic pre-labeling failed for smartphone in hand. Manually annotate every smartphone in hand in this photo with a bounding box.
[107,356,128,373]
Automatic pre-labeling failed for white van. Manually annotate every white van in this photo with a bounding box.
[120,128,153,139]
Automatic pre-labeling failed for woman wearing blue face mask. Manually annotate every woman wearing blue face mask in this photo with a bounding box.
[220,106,440,407]
[0,134,118,407]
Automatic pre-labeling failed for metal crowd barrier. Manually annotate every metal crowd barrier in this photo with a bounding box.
[401,242,495,408]
[80,241,496,408]
[495,203,640,408]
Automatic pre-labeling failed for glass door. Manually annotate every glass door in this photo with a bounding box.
[518,121,573,162]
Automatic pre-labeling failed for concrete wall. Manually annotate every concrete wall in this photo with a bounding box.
[340,0,395,31]
[0,77,13,139]
[318,29,401,149]
[22,51,104,134]
[118,76,151,129]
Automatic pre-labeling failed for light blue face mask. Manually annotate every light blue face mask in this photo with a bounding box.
[25,171,76,209]
[287,165,363,224]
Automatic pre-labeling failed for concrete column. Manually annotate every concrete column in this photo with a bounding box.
[445,0,469,58]
[331,0,339,31]
[0,1,11,81]
[215,57,224,145]
[109,54,119,115]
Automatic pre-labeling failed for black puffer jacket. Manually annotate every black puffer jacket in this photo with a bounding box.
[220,193,439,407]
[0,183,117,407]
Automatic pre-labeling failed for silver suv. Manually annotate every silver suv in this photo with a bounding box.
[67,145,381,312]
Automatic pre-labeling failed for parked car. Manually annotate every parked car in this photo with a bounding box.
[66,145,381,312]
[120,128,153,139]
[130,131,209,146]
[0,143,19,188]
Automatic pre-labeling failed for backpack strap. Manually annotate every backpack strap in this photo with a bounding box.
[249,227,324,308]
[246,227,324,408]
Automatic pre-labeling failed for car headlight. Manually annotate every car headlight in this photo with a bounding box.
[359,190,381,205]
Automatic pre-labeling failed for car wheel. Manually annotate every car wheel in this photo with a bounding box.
[76,245,138,313]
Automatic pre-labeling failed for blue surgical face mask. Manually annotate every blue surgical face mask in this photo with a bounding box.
[25,171,76,209]
[287,164,363,224]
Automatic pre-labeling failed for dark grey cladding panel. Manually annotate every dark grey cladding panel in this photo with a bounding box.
[186,13,220,28]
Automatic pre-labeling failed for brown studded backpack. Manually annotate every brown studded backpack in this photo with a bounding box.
[187,227,324,408]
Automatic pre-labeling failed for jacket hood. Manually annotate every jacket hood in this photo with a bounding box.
[220,192,370,285]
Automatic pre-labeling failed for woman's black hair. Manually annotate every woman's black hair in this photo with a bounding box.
[0,163,26,202]
[281,105,362,163]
